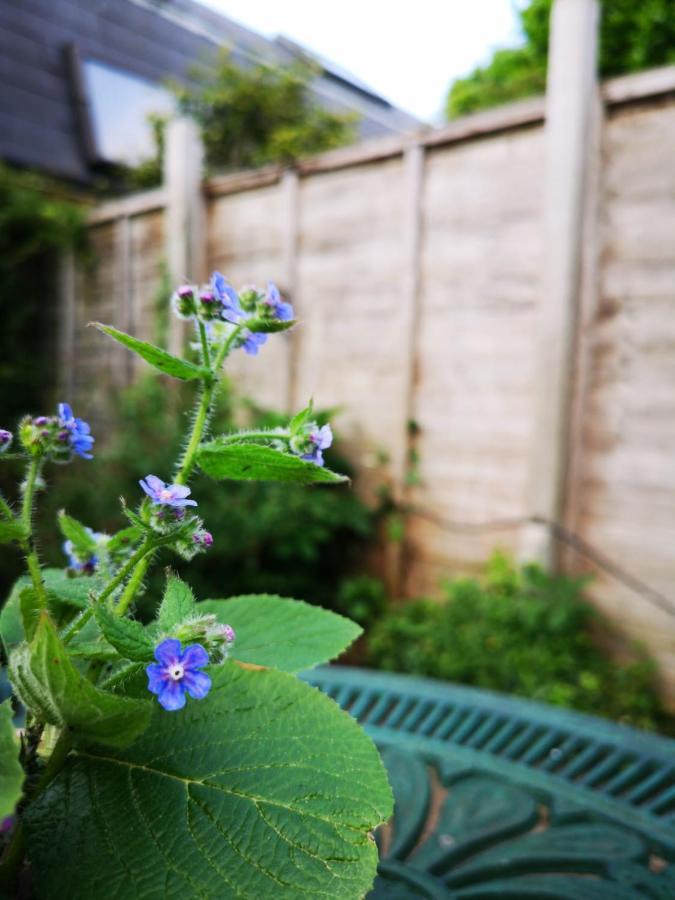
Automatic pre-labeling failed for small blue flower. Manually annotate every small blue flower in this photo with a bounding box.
[146,638,211,711]
[264,282,294,321]
[63,527,102,572]
[58,403,94,459]
[302,424,333,466]
[139,474,197,508]
[0,430,12,454]
[212,272,243,324]
[238,330,268,356]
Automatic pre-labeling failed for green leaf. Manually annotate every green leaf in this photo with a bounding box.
[246,316,296,333]
[9,613,151,748]
[42,569,104,611]
[67,641,120,661]
[199,595,362,672]
[94,605,154,662]
[0,518,26,544]
[0,578,27,651]
[289,399,313,433]
[156,575,196,631]
[20,587,42,642]
[92,323,206,382]
[198,440,348,484]
[25,665,392,899]
[58,512,97,557]
[0,701,23,820]
[105,525,142,554]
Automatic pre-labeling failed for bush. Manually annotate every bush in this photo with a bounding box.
[446,0,675,118]
[367,552,673,733]
[38,376,380,615]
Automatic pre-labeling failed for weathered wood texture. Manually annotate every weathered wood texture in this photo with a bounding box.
[68,67,675,697]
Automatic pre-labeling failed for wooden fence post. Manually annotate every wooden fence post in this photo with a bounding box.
[519,0,600,566]
[164,117,206,357]
[58,251,76,401]
[388,142,425,596]
[281,168,300,414]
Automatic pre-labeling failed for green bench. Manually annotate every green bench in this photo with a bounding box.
[303,666,675,899]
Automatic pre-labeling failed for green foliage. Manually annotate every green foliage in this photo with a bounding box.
[25,664,392,899]
[334,575,388,629]
[10,613,151,748]
[174,50,358,172]
[198,439,348,484]
[446,0,675,118]
[91,324,207,381]
[0,701,23,820]
[368,552,673,732]
[199,595,362,672]
[38,377,376,610]
[0,165,86,422]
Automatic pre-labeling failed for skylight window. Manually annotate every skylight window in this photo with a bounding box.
[82,60,174,166]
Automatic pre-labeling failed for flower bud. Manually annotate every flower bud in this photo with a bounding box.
[172,285,197,320]
[0,430,12,453]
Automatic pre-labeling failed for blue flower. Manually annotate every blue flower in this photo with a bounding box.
[0,430,12,454]
[238,330,268,356]
[63,527,102,572]
[57,403,94,459]
[146,638,211,711]
[302,424,333,466]
[139,474,197,508]
[212,272,243,324]
[264,282,294,321]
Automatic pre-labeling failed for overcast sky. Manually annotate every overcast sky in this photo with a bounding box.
[199,1,524,122]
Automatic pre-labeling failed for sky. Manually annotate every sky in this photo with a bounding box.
[199,1,524,123]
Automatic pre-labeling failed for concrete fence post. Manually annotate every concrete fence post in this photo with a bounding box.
[164,117,206,356]
[519,0,600,566]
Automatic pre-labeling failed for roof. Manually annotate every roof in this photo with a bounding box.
[0,0,420,184]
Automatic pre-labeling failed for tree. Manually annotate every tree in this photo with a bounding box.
[446,0,675,119]
[175,50,357,171]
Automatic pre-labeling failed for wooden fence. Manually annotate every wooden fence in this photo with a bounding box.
[60,3,675,698]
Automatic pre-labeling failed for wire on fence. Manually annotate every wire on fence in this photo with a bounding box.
[408,507,675,621]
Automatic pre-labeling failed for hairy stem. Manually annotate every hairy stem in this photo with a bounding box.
[20,458,48,609]
[174,324,242,485]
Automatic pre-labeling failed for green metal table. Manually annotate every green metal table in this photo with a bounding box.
[303,667,675,899]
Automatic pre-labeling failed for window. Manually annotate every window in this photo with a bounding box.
[82,60,174,166]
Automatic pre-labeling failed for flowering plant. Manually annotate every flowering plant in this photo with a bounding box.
[0,274,391,898]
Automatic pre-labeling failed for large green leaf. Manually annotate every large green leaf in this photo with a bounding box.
[198,440,348,484]
[92,324,206,382]
[0,700,23,820]
[9,613,151,748]
[94,605,154,662]
[199,595,361,672]
[25,665,392,899]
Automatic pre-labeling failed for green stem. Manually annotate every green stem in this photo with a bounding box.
[20,458,48,609]
[114,554,153,618]
[62,538,163,643]
[198,320,211,369]
[174,324,242,485]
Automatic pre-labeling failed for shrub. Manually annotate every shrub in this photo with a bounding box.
[368,552,673,733]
